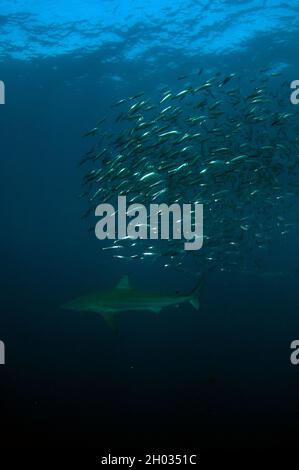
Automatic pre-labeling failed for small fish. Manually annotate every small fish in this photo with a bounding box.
[111,99,127,108]
[83,127,98,137]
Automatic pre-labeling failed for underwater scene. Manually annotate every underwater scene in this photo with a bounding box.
[1,0,299,454]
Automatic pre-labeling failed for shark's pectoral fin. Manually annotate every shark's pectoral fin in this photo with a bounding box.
[101,313,119,333]
[116,275,131,290]
[150,307,162,315]
[190,298,200,310]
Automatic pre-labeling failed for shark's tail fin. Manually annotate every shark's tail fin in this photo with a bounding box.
[188,278,203,310]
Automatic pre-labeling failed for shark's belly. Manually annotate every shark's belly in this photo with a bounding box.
[102,297,179,312]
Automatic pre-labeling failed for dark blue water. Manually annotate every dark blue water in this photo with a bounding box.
[1,0,299,450]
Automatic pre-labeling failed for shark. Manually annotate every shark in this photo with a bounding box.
[61,275,202,331]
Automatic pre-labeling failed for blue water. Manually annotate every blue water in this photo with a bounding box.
[1,0,299,449]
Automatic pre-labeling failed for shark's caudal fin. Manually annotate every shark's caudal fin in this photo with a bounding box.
[188,279,203,310]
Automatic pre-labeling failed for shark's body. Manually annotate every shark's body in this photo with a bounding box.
[62,275,201,330]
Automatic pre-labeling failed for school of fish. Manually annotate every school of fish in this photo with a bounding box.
[78,68,299,277]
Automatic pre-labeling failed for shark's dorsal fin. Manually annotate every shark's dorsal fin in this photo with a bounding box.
[116,275,131,290]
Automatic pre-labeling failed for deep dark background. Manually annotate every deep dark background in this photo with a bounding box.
[1,15,299,450]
